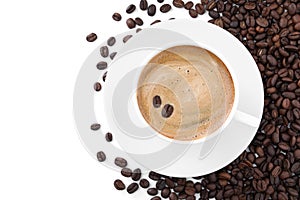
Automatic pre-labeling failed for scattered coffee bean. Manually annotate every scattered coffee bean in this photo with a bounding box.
[132,168,142,181]
[90,123,101,131]
[126,4,136,14]
[105,132,113,142]
[114,157,127,168]
[96,61,107,70]
[123,35,132,43]
[135,17,144,26]
[151,197,161,200]
[96,151,106,162]
[162,104,174,118]
[160,4,171,13]
[139,179,150,188]
[94,82,101,92]
[169,192,178,200]
[86,33,97,42]
[173,0,184,8]
[157,0,164,3]
[110,52,117,60]
[100,46,109,58]
[195,3,205,15]
[112,13,122,21]
[121,168,132,177]
[127,183,139,194]
[147,188,158,196]
[184,1,194,10]
[107,37,116,46]
[150,20,161,25]
[114,179,125,190]
[148,4,156,16]
[136,28,142,33]
[102,71,107,82]
[189,9,198,18]
[149,171,161,180]
[126,18,136,29]
[161,188,171,198]
[140,0,148,11]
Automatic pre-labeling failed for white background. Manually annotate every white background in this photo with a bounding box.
[0,1,209,199]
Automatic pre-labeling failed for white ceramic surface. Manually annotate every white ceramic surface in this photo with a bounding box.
[102,19,264,177]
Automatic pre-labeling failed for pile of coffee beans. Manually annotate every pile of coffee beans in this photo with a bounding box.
[87,0,300,199]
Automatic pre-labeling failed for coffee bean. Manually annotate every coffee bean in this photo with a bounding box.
[126,18,136,29]
[209,10,220,19]
[185,186,196,196]
[126,4,136,14]
[174,185,184,192]
[151,197,161,200]
[94,82,101,92]
[150,20,161,25]
[121,168,132,177]
[91,123,101,131]
[291,162,300,174]
[157,0,164,3]
[256,17,269,27]
[271,166,282,177]
[161,188,171,198]
[156,179,166,190]
[148,4,156,16]
[96,151,106,162]
[195,3,205,15]
[147,188,158,195]
[136,28,142,33]
[114,157,127,168]
[114,179,125,190]
[139,179,150,188]
[184,1,194,10]
[105,132,113,142]
[132,168,142,181]
[287,187,298,197]
[244,2,256,10]
[165,177,175,188]
[102,71,107,82]
[127,182,139,194]
[86,33,97,42]
[123,35,132,43]
[189,9,198,18]
[169,192,178,200]
[135,17,143,26]
[140,0,148,10]
[153,95,162,108]
[207,1,216,10]
[173,0,184,8]
[161,104,174,118]
[96,61,107,70]
[100,46,109,58]
[112,13,122,21]
[160,4,171,13]
[107,37,116,46]
[110,52,117,60]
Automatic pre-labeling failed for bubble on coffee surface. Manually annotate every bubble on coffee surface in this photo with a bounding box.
[137,45,235,141]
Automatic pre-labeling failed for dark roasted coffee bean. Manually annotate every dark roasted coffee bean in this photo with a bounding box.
[189,9,198,18]
[96,151,106,162]
[112,13,122,21]
[107,37,116,46]
[160,4,171,13]
[96,61,107,70]
[135,17,144,26]
[121,168,132,177]
[151,197,161,200]
[244,2,256,10]
[267,55,278,66]
[161,188,171,198]
[207,1,216,10]
[150,20,161,25]
[174,185,184,192]
[91,123,101,131]
[148,188,158,195]
[256,17,269,27]
[94,82,101,92]
[100,46,109,58]
[195,3,205,15]
[123,35,132,43]
[149,171,161,180]
[105,132,113,142]
[126,4,136,14]
[165,177,175,188]
[114,157,127,168]
[86,33,97,42]
[156,179,165,190]
[148,4,156,16]
[184,1,194,10]
[136,28,142,33]
[140,0,148,10]
[157,0,164,2]
[169,192,178,200]
[291,162,300,174]
[173,0,184,8]
[153,95,162,108]
[127,182,139,194]
[185,186,196,196]
[126,18,136,29]
[209,10,220,19]
[110,52,117,60]
[162,104,174,118]
[114,179,125,190]
[102,71,107,82]
[132,168,142,181]
[271,166,282,177]
[139,179,150,188]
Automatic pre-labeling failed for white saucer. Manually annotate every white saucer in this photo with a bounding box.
[101,19,264,177]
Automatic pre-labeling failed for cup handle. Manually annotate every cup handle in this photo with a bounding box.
[234,110,262,128]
